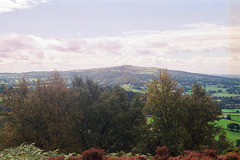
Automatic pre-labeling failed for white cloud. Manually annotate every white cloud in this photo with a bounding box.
[0,0,47,14]
[0,23,240,74]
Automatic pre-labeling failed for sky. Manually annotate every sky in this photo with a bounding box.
[0,0,239,75]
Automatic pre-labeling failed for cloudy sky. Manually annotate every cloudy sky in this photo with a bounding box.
[0,0,239,75]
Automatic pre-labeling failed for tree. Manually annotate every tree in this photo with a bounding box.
[66,76,102,152]
[236,139,240,147]
[0,74,146,153]
[216,131,234,153]
[227,123,240,131]
[184,83,222,151]
[68,83,146,153]
[0,72,72,151]
[145,70,223,155]
[145,70,188,155]
[227,114,231,120]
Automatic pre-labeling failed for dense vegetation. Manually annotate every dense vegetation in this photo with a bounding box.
[0,70,237,159]
[0,72,145,154]
[145,71,224,155]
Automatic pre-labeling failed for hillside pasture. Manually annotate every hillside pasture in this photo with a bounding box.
[222,109,240,113]
[215,109,240,145]
[215,119,240,145]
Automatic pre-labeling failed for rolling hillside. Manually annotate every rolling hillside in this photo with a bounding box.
[0,65,239,93]
[1,65,238,86]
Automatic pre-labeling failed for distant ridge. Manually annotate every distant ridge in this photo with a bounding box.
[1,65,238,90]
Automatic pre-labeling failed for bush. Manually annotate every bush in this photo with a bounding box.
[236,139,240,147]
[182,150,203,159]
[153,146,169,160]
[202,149,218,159]
[226,152,240,160]
[81,148,105,160]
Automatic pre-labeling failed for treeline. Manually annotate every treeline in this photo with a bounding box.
[0,72,145,154]
[0,71,233,156]
[218,97,240,109]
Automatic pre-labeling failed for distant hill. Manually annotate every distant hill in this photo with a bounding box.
[0,65,239,92]
[1,65,240,108]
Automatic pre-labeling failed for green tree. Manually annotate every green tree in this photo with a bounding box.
[236,139,240,147]
[184,83,222,151]
[145,70,223,155]
[93,86,145,152]
[227,123,240,131]
[68,82,146,153]
[227,114,231,120]
[66,76,101,152]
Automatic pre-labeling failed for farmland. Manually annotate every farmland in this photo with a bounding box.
[214,109,240,145]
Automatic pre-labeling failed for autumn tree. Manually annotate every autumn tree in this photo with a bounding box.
[145,70,188,154]
[0,72,72,151]
[145,70,223,155]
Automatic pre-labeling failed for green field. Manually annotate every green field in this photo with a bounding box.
[205,85,240,97]
[205,85,227,91]
[222,109,240,113]
[231,116,240,122]
[215,109,240,145]
[213,93,240,97]
[120,84,144,93]
[215,119,240,145]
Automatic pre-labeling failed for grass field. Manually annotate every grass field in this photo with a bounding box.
[205,85,240,97]
[231,116,240,122]
[120,84,144,93]
[205,85,227,91]
[215,119,240,145]
[222,109,240,113]
[212,93,240,97]
[215,109,240,145]
[215,119,240,128]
